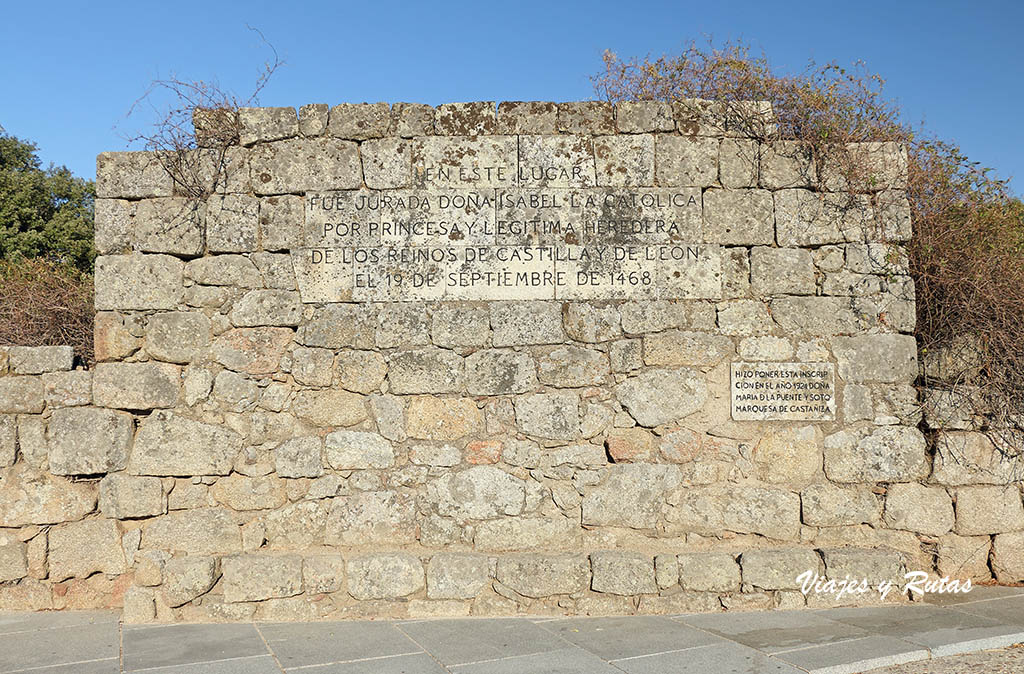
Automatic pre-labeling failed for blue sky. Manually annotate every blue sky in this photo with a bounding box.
[2,0,1020,192]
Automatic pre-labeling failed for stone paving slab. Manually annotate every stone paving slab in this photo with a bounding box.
[2,601,1024,674]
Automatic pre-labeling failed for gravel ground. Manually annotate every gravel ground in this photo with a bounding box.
[875,645,1024,673]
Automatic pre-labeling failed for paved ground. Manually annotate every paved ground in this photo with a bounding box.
[2,587,1023,673]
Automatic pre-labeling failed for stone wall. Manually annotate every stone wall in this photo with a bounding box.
[1,100,1021,622]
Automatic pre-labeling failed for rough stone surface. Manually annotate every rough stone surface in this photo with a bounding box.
[591,551,657,595]
[678,552,741,592]
[325,431,394,469]
[93,362,180,410]
[223,554,303,603]
[824,426,929,483]
[616,368,708,427]
[427,553,490,599]
[48,407,133,475]
[514,391,579,441]
[131,411,242,476]
[347,553,424,599]
[48,519,125,581]
[955,486,1024,535]
[427,466,525,520]
[495,554,589,598]
[883,483,955,536]
[992,531,1024,583]
[99,473,164,519]
[741,548,822,590]
[161,556,218,607]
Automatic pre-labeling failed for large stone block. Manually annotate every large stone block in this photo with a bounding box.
[558,101,615,134]
[161,556,218,607]
[130,411,241,476]
[594,135,654,186]
[643,331,733,368]
[655,135,717,187]
[537,347,608,387]
[8,346,74,375]
[185,255,262,287]
[761,141,816,189]
[238,106,298,145]
[824,425,928,483]
[954,486,1024,535]
[431,305,490,347]
[801,484,879,527]
[99,473,164,519]
[750,247,815,296]
[41,370,92,408]
[465,349,537,395]
[426,552,490,599]
[223,554,303,603]
[666,485,802,540]
[292,389,368,428]
[145,312,211,364]
[0,376,44,413]
[328,102,391,139]
[474,516,577,551]
[94,198,134,254]
[514,391,579,441]
[94,255,183,311]
[0,465,97,526]
[96,151,173,199]
[388,347,465,394]
[741,548,822,590]
[211,475,288,511]
[347,553,424,600]
[48,519,125,581]
[326,490,416,545]
[931,432,1021,486]
[821,548,902,584]
[0,415,14,467]
[427,466,525,520]
[406,397,483,441]
[496,100,557,134]
[362,137,412,189]
[490,302,564,346]
[774,190,873,246]
[518,135,596,187]
[677,552,741,592]
[883,483,954,536]
[206,194,260,252]
[250,138,361,194]
[229,290,303,327]
[212,328,294,375]
[832,335,917,383]
[583,464,681,529]
[273,436,323,478]
[937,534,992,581]
[992,532,1024,583]
[134,198,204,255]
[703,189,774,245]
[141,508,241,554]
[495,554,589,598]
[616,368,708,427]
[48,407,133,475]
[591,551,657,595]
[325,430,394,469]
[0,535,27,582]
[93,362,181,409]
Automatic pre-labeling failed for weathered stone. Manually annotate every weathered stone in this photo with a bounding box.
[738,336,793,361]
[474,515,577,551]
[48,407,133,475]
[821,548,902,584]
[94,198,133,254]
[717,300,773,335]
[239,106,297,145]
[955,486,1024,535]
[288,346,334,386]
[94,312,141,362]
[362,136,412,189]
[514,391,579,441]
[741,548,822,590]
[594,134,654,186]
[620,300,716,334]
[260,195,304,250]
[824,425,928,483]
[185,255,261,288]
[326,490,415,545]
[347,553,424,600]
[390,102,435,136]
[774,189,873,246]
[406,397,483,441]
[211,371,258,411]
[0,465,97,526]
[491,302,564,346]
[133,198,203,255]
[496,554,590,598]
[143,312,211,364]
[435,101,497,135]
[832,335,917,383]
[93,362,180,410]
[388,347,464,394]
[677,552,741,592]
[229,290,302,327]
[94,255,184,311]
[496,101,557,134]
[0,377,44,414]
[96,151,173,199]
[99,474,164,519]
[616,368,708,427]
[223,554,303,603]
[605,427,656,463]
[643,331,733,367]
[464,439,501,465]
[0,534,27,582]
[8,346,73,375]
[931,432,1022,486]
[431,305,489,347]
[302,554,345,593]
[557,101,615,134]
[537,347,608,387]
[610,339,643,373]
[427,553,490,599]
[142,509,241,554]
[583,464,681,528]
[274,436,323,478]
[750,247,815,296]
[771,296,871,335]
[211,475,288,511]
[761,141,816,189]
[992,532,1024,583]
[938,534,993,581]
[333,349,387,393]
[883,483,954,536]
[666,485,801,540]
[325,430,394,469]
[48,519,125,581]
[704,189,774,244]
[427,466,525,519]
[206,194,259,252]
[409,444,461,467]
[16,415,47,469]
[655,135,717,186]
[250,138,361,194]
[131,411,242,476]
[161,556,218,607]
[465,350,537,395]
[292,389,367,427]
[562,303,621,343]
[752,425,822,487]
[264,500,327,548]
[0,415,14,467]
[591,551,656,595]
[801,484,879,527]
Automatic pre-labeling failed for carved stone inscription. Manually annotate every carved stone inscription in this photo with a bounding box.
[731,362,837,421]
[293,189,723,301]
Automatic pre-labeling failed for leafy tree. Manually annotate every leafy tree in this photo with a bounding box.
[0,128,95,271]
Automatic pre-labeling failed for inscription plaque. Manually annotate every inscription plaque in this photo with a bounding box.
[293,188,723,302]
[731,362,836,421]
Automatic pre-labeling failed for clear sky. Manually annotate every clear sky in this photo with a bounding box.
[2,0,1020,192]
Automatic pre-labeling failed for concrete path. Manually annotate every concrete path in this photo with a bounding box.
[2,588,1023,674]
